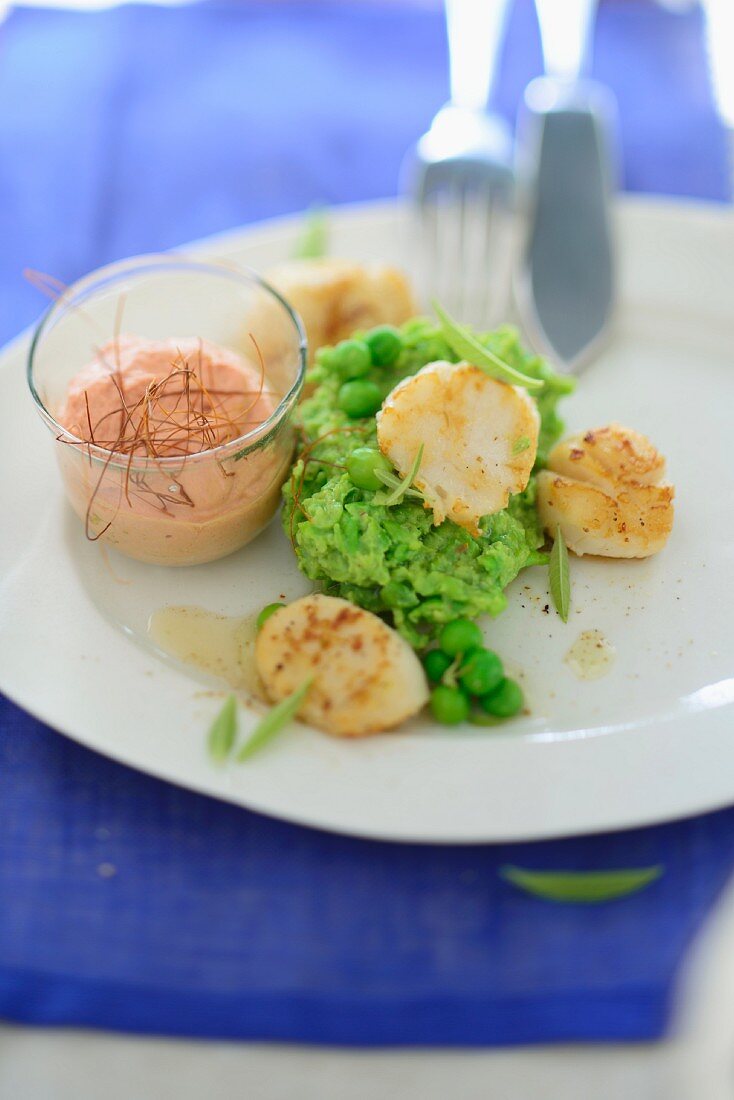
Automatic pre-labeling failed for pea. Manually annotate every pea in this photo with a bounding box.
[481,677,524,718]
[256,602,285,630]
[430,684,470,726]
[458,647,504,697]
[337,379,383,419]
[365,325,402,367]
[316,346,340,374]
[347,446,393,491]
[439,618,483,657]
[334,339,371,379]
[423,648,453,684]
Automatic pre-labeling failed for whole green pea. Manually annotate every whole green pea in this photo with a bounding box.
[346,446,393,491]
[481,677,524,718]
[430,684,470,726]
[337,379,383,418]
[439,618,483,657]
[458,647,504,697]
[316,346,340,374]
[365,325,402,367]
[334,339,372,379]
[423,649,453,684]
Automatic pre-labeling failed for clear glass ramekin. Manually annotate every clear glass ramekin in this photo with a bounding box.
[27,255,307,566]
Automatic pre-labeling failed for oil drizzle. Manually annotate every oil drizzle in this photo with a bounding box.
[148,605,265,698]
[564,629,616,681]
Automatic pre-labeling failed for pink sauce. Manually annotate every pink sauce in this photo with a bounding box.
[60,335,274,456]
[56,336,292,566]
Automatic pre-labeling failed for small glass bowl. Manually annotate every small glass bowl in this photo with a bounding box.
[27,256,306,566]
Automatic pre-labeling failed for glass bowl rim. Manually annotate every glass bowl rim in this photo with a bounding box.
[26,252,308,468]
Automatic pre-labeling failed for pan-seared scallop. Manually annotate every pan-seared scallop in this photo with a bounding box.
[255,594,428,737]
[376,360,539,535]
[536,423,674,557]
[264,259,416,362]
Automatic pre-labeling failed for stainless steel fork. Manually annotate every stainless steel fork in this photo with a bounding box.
[405,0,515,327]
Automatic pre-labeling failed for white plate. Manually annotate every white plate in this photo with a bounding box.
[1,197,733,843]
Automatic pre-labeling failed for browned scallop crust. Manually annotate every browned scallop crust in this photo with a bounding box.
[537,423,674,558]
[255,594,429,737]
[548,423,666,492]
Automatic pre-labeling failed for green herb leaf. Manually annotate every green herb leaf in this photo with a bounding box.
[237,677,313,762]
[207,694,239,764]
[500,865,664,904]
[441,655,461,689]
[294,207,328,259]
[381,445,425,507]
[373,467,424,502]
[433,303,543,392]
[549,526,571,622]
[512,436,531,455]
[373,469,403,490]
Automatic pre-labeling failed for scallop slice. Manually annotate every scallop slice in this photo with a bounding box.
[255,594,428,737]
[376,360,539,535]
[264,259,416,363]
[536,423,674,558]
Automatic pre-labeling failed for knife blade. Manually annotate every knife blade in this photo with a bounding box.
[516,76,617,373]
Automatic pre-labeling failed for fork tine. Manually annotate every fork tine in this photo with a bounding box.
[436,187,457,313]
[453,182,469,321]
[415,172,512,328]
[462,184,490,327]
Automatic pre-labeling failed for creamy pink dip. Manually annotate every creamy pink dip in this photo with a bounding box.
[56,336,292,565]
[60,336,274,456]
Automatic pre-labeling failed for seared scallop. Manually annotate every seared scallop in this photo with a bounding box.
[255,594,429,737]
[536,423,674,557]
[376,360,539,535]
[264,259,416,362]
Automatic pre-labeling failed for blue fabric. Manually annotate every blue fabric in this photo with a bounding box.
[0,0,731,1045]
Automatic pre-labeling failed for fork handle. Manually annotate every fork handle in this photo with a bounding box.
[534,0,598,83]
[445,0,512,112]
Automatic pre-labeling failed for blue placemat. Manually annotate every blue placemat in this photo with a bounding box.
[0,0,731,1045]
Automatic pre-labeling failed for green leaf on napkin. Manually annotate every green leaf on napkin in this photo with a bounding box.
[294,206,328,259]
[500,865,664,904]
[549,525,571,623]
[237,677,313,762]
[207,694,238,763]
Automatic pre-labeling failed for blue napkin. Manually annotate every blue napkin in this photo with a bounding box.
[0,0,731,1045]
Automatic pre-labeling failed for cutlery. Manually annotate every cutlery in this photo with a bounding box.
[516,0,617,372]
[405,0,514,326]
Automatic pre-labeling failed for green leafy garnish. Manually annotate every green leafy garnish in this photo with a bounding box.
[500,865,663,904]
[207,694,238,763]
[373,468,424,500]
[375,445,424,507]
[549,525,570,622]
[512,436,531,455]
[433,303,543,392]
[237,677,313,762]
[294,207,328,259]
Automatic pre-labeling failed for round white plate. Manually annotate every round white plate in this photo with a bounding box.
[1,197,733,843]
